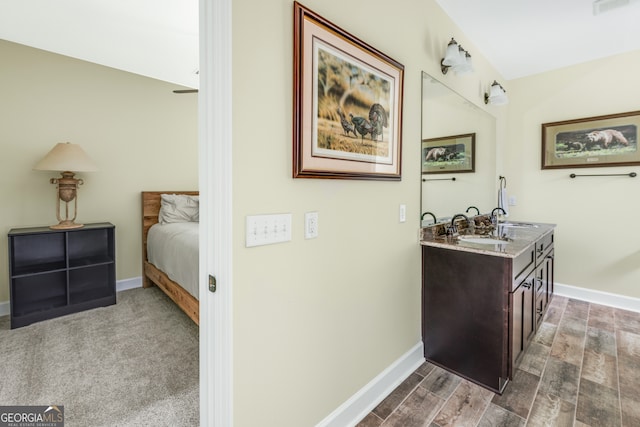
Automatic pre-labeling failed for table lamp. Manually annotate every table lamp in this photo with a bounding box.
[33,142,98,229]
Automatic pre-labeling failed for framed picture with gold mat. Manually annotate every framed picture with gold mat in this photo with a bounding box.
[292,2,404,180]
[422,133,475,174]
[542,110,640,169]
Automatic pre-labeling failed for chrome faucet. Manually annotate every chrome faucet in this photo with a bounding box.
[491,207,507,226]
[421,211,437,224]
[448,213,470,235]
[466,206,480,215]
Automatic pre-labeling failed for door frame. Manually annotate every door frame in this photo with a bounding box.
[199,0,233,425]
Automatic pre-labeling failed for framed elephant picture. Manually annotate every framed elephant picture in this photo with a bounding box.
[422,133,475,174]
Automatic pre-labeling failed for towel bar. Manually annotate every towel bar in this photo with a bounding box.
[422,177,456,182]
[569,172,636,178]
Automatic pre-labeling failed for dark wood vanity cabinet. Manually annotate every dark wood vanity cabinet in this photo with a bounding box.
[422,230,554,394]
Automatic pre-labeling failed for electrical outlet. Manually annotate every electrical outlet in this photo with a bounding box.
[246,214,292,247]
[305,212,318,239]
[399,204,406,223]
[509,195,517,206]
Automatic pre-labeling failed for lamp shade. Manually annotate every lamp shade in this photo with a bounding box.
[456,52,474,74]
[34,142,98,172]
[487,81,508,105]
[442,38,463,67]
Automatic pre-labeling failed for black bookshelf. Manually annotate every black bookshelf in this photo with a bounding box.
[8,223,116,328]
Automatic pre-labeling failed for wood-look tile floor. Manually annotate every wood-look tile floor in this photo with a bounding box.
[356,296,640,427]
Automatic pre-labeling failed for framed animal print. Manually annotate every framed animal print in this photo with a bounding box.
[422,133,475,174]
[542,110,640,169]
[292,2,404,180]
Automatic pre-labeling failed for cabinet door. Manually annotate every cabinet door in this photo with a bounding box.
[544,249,554,309]
[534,264,545,329]
[511,275,534,371]
[534,247,555,327]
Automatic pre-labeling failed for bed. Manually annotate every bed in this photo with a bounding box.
[142,191,199,325]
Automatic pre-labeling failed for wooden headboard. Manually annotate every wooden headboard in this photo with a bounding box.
[141,191,199,263]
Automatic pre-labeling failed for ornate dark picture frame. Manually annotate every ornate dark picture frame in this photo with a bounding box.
[292,2,404,180]
[421,133,475,174]
[542,110,640,169]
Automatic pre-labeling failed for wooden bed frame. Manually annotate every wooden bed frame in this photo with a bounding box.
[141,191,199,325]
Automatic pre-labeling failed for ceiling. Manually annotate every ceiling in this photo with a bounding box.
[0,0,199,89]
[1,1,639,87]
[435,0,640,80]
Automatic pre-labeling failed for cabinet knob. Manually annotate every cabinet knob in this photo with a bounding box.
[523,281,532,289]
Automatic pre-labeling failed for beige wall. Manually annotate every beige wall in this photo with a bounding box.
[505,49,640,299]
[231,1,505,425]
[0,40,198,302]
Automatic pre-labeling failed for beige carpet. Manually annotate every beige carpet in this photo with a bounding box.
[0,287,199,427]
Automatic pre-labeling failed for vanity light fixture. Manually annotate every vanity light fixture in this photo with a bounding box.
[440,37,474,75]
[33,142,98,229]
[484,80,509,106]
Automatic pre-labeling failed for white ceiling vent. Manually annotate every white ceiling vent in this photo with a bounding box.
[593,0,632,15]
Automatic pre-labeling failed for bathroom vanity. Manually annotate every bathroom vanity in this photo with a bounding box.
[420,219,555,393]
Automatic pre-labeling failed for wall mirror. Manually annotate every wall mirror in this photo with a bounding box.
[421,71,497,225]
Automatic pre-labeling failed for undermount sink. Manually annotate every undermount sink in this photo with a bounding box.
[499,222,538,228]
[458,236,510,245]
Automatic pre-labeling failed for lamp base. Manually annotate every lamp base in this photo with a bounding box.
[50,220,84,230]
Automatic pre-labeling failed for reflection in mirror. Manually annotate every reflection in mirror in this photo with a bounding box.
[421,72,497,226]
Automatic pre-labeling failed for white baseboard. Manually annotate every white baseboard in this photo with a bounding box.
[315,341,425,427]
[0,277,143,318]
[0,300,8,317]
[555,282,640,313]
[116,276,142,292]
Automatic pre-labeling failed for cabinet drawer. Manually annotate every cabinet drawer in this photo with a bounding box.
[512,244,535,289]
[536,232,554,260]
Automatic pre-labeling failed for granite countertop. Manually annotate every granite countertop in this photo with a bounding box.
[420,220,556,258]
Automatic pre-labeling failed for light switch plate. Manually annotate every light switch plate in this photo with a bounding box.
[246,214,292,247]
[305,212,318,239]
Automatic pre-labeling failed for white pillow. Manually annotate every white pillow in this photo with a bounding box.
[158,194,199,224]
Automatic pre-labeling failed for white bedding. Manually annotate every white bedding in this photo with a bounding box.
[147,222,199,299]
